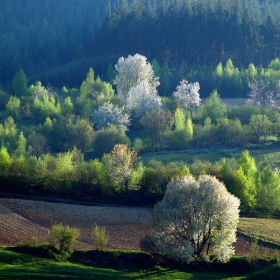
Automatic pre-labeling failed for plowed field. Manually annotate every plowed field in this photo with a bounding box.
[0,197,276,255]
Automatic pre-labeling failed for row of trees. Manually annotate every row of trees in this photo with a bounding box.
[93,0,280,72]
[4,0,280,95]
[4,54,280,160]
[0,137,279,216]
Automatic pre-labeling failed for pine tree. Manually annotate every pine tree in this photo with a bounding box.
[12,69,28,97]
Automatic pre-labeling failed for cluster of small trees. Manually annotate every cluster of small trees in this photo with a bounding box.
[5,54,280,160]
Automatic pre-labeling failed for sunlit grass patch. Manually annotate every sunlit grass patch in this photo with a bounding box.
[238,218,280,245]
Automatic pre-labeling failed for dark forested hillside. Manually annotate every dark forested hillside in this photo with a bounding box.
[0,0,127,88]
[2,0,280,92]
[92,0,280,69]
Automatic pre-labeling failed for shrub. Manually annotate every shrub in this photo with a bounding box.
[48,223,80,256]
[92,224,109,250]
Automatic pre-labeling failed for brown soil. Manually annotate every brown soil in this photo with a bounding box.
[0,197,276,256]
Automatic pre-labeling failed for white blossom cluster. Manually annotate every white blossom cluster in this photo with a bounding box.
[114,54,159,101]
[247,79,273,107]
[92,101,131,131]
[173,79,201,110]
[126,80,162,118]
[151,175,240,263]
[247,78,280,110]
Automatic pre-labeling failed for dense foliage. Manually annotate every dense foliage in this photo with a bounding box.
[151,175,240,263]
[2,0,280,219]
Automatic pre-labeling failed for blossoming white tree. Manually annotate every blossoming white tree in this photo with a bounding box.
[247,79,273,108]
[151,175,240,263]
[92,101,131,131]
[126,80,162,118]
[114,54,159,101]
[173,79,201,116]
[108,144,137,197]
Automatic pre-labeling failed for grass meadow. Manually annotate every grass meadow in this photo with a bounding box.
[0,246,279,280]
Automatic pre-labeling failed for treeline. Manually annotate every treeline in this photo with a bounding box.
[92,0,280,83]
[4,65,280,157]
[0,143,279,216]
[0,0,126,88]
[3,0,280,96]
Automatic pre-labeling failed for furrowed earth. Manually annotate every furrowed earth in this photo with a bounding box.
[0,197,276,256]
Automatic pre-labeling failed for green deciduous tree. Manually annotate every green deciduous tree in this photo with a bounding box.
[6,96,20,121]
[233,151,257,212]
[48,222,80,256]
[61,96,75,115]
[0,146,11,177]
[14,131,26,157]
[140,109,174,150]
[248,114,271,142]
[199,90,227,123]
[0,117,18,153]
[92,126,130,158]
[172,109,193,149]
[80,68,114,101]
[33,93,61,122]
[256,166,280,215]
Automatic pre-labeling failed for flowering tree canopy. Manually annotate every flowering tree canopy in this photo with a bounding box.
[114,54,159,101]
[108,144,137,195]
[92,101,131,131]
[247,79,273,108]
[151,175,240,263]
[126,80,162,118]
[173,79,201,113]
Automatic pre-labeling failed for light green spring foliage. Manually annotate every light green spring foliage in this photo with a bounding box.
[130,162,145,186]
[0,146,11,175]
[62,96,74,115]
[14,131,26,157]
[172,108,193,149]
[223,59,239,77]
[41,117,53,138]
[54,151,74,179]
[0,117,18,152]
[234,150,258,212]
[151,175,240,263]
[80,67,114,100]
[6,96,20,121]
[249,114,271,141]
[48,222,80,256]
[214,62,223,78]
[174,108,185,131]
[257,166,280,215]
[92,224,109,250]
[33,93,61,122]
[246,63,258,80]
[200,90,227,123]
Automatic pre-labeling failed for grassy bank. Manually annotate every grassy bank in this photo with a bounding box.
[0,246,279,280]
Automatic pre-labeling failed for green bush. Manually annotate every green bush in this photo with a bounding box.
[92,224,109,250]
[48,222,80,256]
